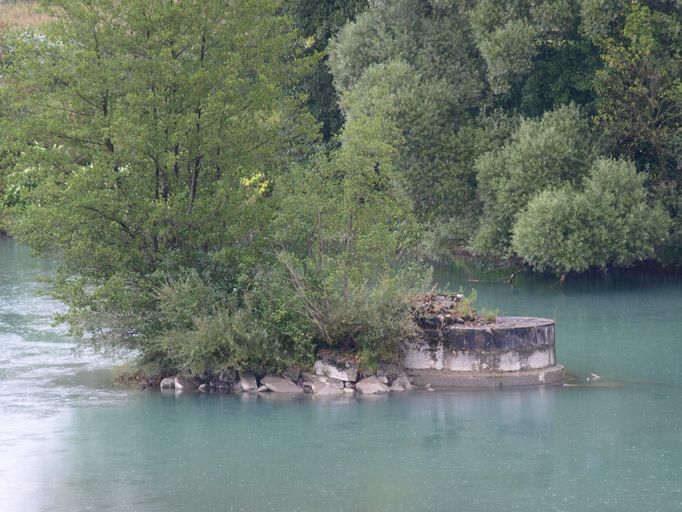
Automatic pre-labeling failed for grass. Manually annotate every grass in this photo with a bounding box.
[0,1,51,29]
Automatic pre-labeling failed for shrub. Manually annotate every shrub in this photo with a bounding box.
[472,104,596,257]
[512,158,670,274]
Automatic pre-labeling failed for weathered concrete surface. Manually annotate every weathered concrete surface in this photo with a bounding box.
[401,316,562,388]
[408,365,565,389]
[402,317,556,372]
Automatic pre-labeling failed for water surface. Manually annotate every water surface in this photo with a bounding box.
[2,239,682,511]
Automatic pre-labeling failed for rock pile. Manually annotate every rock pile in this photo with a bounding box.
[158,353,414,396]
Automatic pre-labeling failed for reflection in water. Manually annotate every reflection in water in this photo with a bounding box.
[2,239,682,511]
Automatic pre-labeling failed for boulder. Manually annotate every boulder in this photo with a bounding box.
[314,353,358,382]
[257,385,268,392]
[238,371,258,392]
[284,366,302,383]
[376,362,402,384]
[301,373,345,395]
[314,382,345,396]
[198,383,208,392]
[356,376,390,395]
[261,375,303,393]
[174,375,197,391]
[300,372,326,394]
[160,377,175,390]
[390,372,413,392]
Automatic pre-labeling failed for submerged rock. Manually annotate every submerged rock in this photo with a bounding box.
[261,375,303,393]
[356,376,390,395]
[160,377,175,390]
[238,371,258,392]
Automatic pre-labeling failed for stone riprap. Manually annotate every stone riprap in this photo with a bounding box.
[159,364,413,396]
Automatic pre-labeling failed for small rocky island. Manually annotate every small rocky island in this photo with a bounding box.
[158,294,564,395]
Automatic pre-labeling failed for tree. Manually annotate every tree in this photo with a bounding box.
[595,2,682,180]
[284,0,368,140]
[472,104,596,257]
[512,158,670,274]
[328,0,487,240]
[2,0,317,357]
[272,111,426,364]
[468,0,597,112]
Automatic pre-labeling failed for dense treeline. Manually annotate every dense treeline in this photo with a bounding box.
[0,0,680,375]
[326,0,680,269]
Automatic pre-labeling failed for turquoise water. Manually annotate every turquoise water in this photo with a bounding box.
[2,239,682,511]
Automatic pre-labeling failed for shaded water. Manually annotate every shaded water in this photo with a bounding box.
[1,238,682,511]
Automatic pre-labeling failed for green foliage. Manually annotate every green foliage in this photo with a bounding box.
[451,288,478,321]
[512,159,670,273]
[473,104,596,257]
[273,106,428,364]
[477,18,540,95]
[284,0,368,140]
[579,0,628,45]
[330,0,485,106]
[468,0,596,111]
[328,0,490,236]
[154,269,315,375]
[1,0,320,367]
[595,2,682,180]
[3,0,682,377]
[279,258,426,365]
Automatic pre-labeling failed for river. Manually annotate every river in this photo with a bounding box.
[1,238,681,511]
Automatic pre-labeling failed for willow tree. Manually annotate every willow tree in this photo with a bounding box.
[2,0,316,352]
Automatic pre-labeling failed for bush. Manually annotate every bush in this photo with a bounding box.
[472,104,596,257]
[512,158,670,274]
[151,268,315,376]
[280,256,429,366]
